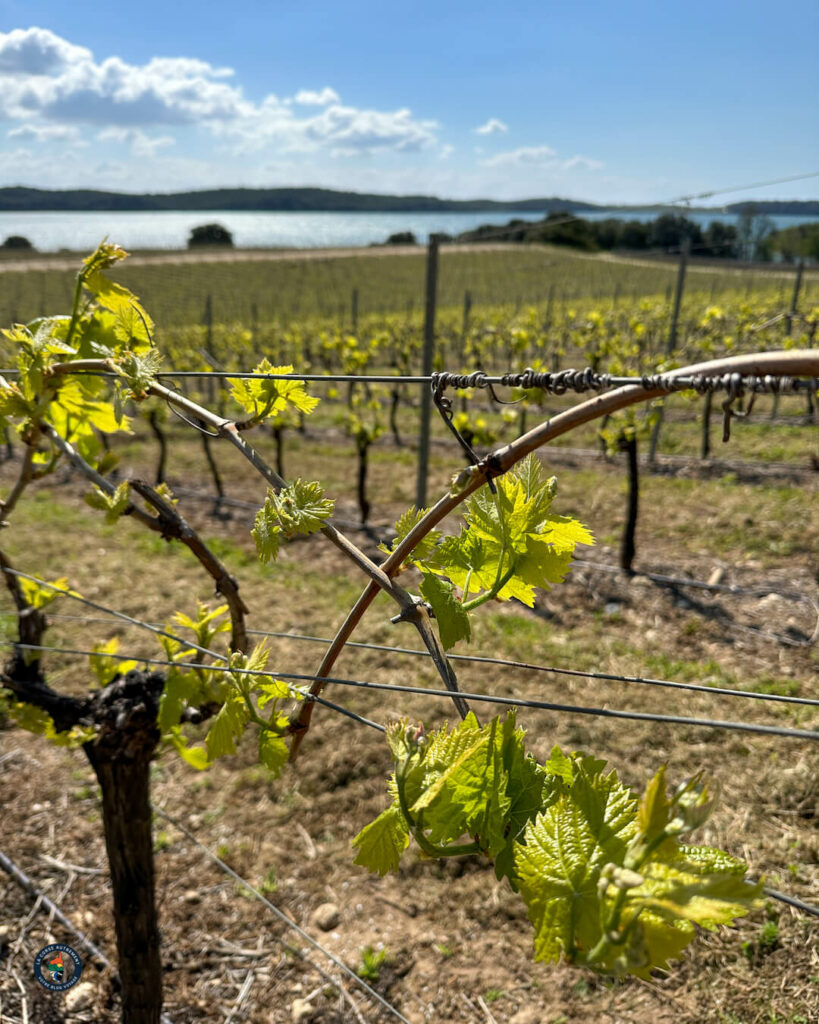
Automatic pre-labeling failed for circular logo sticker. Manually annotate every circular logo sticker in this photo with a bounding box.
[33,944,82,992]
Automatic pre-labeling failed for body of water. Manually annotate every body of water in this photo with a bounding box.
[0,208,816,253]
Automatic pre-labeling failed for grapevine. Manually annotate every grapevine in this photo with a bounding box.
[0,243,816,1022]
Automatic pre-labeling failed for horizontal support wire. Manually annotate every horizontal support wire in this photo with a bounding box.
[32,617,819,711]
[3,641,817,742]
[4,638,817,921]
[0,641,384,735]
[0,366,814,394]
[0,567,228,663]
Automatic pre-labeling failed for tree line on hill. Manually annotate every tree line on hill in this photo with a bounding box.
[455,209,819,262]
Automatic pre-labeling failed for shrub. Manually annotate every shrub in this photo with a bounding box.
[1,235,34,251]
[188,223,234,248]
[385,231,417,245]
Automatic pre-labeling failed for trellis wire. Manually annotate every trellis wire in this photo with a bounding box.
[3,638,817,922]
[0,366,814,395]
[3,640,817,742]
[0,566,228,664]
[35,616,819,711]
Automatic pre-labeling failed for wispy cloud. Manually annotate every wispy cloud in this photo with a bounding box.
[481,145,556,167]
[562,155,605,171]
[96,127,176,158]
[474,118,508,135]
[7,122,81,142]
[480,146,603,172]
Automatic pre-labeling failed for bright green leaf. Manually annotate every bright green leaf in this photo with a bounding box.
[352,804,410,876]
[419,574,471,650]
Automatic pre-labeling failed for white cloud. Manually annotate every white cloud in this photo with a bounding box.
[474,118,508,135]
[301,105,438,154]
[0,27,440,159]
[481,145,556,167]
[294,87,340,106]
[0,27,91,75]
[8,122,80,142]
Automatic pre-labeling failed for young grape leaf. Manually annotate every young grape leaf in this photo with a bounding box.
[494,730,551,885]
[256,678,295,709]
[413,716,511,856]
[84,481,131,523]
[543,745,575,785]
[379,506,441,567]
[205,694,248,759]
[82,241,128,275]
[229,360,319,421]
[258,729,289,776]
[514,763,638,964]
[83,271,153,350]
[273,479,334,536]
[252,480,333,563]
[419,574,471,650]
[637,765,672,846]
[90,638,138,687]
[167,727,210,771]
[18,575,78,609]
[158,666,204,732]
[251,503,282,564]
[629,855,763,929]
[352,804,410,876]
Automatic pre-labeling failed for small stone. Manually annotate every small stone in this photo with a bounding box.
[604,602,621,617]
[291,997,313,1022]
[65,981,95,1013]
[311,902,340,931]
[0,924,11,946]
[707,567,725,586]
[757,593,785,612]
[183,889,201,904]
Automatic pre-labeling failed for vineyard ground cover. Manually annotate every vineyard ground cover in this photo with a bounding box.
[1,244,816,327]
[1,421,816,1023]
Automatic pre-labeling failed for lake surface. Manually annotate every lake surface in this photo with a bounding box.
[0,208,815,253]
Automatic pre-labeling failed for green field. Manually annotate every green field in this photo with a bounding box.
[1,244,814,328]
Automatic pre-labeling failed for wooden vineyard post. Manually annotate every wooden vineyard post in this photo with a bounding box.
[202,292,215,405]
[649,238,689,463]
[773,260,805,420]
[620,433,639,574]
[460,289,471,363]
[415,234,440,509]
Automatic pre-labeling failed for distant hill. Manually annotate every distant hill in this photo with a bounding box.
[0,186,600,214]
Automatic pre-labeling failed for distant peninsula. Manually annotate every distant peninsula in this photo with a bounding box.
[1,186,816,218]
[0,186,603,214]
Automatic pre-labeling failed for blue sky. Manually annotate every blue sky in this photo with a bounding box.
[0,1,817,203]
